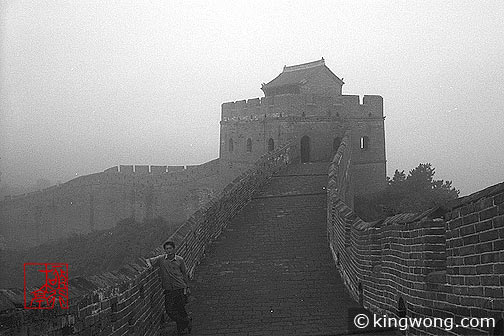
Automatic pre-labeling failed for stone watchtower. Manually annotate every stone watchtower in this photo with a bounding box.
[219,58,386,195]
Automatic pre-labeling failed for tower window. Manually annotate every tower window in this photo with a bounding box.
[229,138,234,152]
[360,136,369,151]
[246,138,252,152]
[268,138,275,152]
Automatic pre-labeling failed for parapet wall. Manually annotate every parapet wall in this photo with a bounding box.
[328,147,504,335]
[0,160,221,249]
[221,94,383,122]
[0,141,299,335]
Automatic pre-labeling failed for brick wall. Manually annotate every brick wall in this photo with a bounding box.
[0,160,222,249]
[0,141,299,335]
[328,140,504,335]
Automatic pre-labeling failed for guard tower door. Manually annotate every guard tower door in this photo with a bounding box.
[301,136,311,163]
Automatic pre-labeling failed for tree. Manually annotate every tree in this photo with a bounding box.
[355,163,459,221]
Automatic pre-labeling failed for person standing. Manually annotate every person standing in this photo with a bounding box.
[146,241,191,335]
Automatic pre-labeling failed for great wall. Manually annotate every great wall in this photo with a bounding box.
[0,160,221,249]
[329,133,504,336]
[0,59,502,335]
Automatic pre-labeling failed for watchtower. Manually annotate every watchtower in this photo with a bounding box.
[219,59,386,195]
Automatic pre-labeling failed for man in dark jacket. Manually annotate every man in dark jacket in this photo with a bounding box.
[147,241,191,335]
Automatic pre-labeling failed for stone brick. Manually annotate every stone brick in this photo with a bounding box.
[481,275,500,286]
[459,224,476,236]
[484,287,504,298]
[462,234,480,245]
[479,229,499,243]
[462,213,479,225]
[460,203,475,216]
[463,255,480,265]
[474,219,493,232]
[476,197,494,211]
[475,241,493,254]
[459,266,476,275]
[494,215,504,228]
[475,264,493,275]
[493,263,504,274]
[480,206,498,221]
[481,252,500,264]
[493,239,504,251]
[466,287,484,296]
[494,193,504,205]
[464,276,481,286]
[448,217,462,230]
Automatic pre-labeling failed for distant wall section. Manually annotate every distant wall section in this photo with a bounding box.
[0,160,221,249]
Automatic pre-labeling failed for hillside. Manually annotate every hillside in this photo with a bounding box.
[0,217,182,289]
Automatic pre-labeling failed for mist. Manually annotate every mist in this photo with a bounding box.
[1,0,503,197]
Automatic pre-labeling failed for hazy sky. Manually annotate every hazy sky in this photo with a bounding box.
[1,1,503,196]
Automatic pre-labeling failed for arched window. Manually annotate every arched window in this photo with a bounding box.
[246,138,252,152]
[360,136,369,151]
[268,138,274,152]
[228,138,234,152]
[333,137,341,152]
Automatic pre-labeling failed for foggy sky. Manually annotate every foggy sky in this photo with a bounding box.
[1,0,503,196]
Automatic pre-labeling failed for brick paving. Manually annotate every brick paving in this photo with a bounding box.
[178,162,394,336]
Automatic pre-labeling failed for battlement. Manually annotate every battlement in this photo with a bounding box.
[0,141,300,336]
[221,93,383,121]
[328,145,504,335]
[103,162,218,175]
[106,164,186,175]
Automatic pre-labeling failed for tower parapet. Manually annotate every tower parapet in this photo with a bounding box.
[222,94,383,122]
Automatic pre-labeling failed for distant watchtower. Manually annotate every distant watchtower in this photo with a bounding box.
[219,58,386,195]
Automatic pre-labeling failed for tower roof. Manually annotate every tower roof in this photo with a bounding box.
[261,58,344,93]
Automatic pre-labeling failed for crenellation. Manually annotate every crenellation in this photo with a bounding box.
[362,95,384,117]
[246,97,260,109]
[119,165,133,174]
[150,165,166,174]
[340,95,360,116]
[135,165,150,174]
[234,99,247,112]
[221,101,235,119]
[221,93,385,124]
[167,165,185,172]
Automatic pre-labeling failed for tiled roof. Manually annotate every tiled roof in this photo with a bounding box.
[262,58,344,89]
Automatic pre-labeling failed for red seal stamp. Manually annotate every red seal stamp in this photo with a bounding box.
[24,263,69,309]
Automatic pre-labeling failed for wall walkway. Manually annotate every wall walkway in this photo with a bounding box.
[0,142,298,335]
[187,162,373,335]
